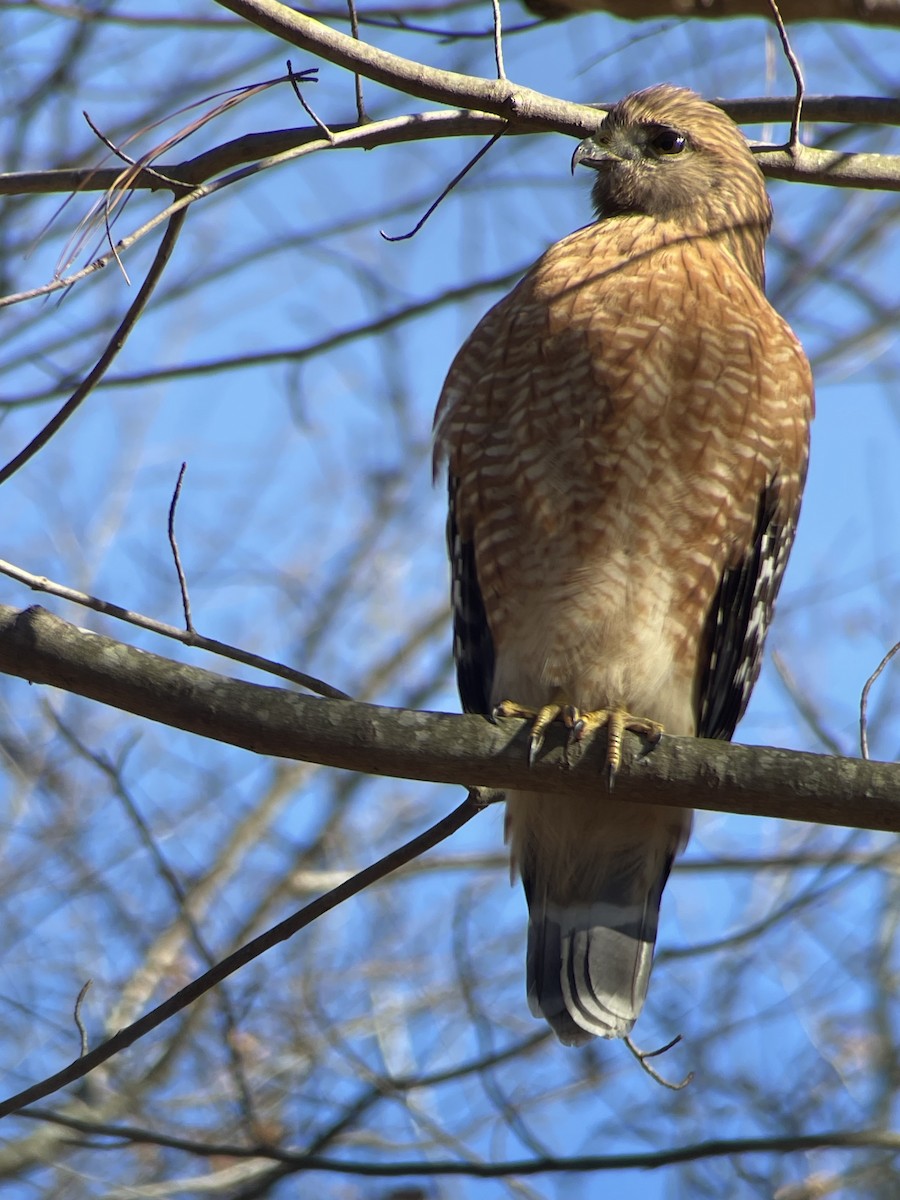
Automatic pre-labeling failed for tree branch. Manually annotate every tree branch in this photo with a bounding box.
[0,559,349,698]
[2,603,899,832]
[753,144,900,189]
[4,97,898,211]
[0,210,187,484]
[211,0,582,125]
[0,790,483,1119]
[523,0,900,26]
[14,1109,900,1174]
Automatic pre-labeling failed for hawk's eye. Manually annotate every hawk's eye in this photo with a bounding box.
[650,128,686,155]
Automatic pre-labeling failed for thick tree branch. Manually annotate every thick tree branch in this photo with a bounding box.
[201,2,900,194]
[523,0,900,26]
[753,144,900,189]
[211,0,586,126]
[2,603,898,832]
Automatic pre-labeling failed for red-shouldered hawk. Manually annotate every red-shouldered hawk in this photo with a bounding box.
[434,85,813,1046]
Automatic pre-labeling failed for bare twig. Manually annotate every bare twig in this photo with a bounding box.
[624,1034,693,1091]
[381,128,506,241]
[0,210,187,485]
[0,560,351,700]
[2,114,499,311]
[4,97,899,203]
[73,981,92,1058]
[82,112,133,284]
[491,0,507,80]
[11,1113,900,1174]
[81,108,183,191]
[4,95,899,202]
[56,75,293,279]
[346,0,369,123]
[51,715,263,1135]
[286,58,334,141]
[0,794,482,1118]
[765,0,804,150]
[221,0,850,154]
[168,463,195,635]
[860,639,900,760]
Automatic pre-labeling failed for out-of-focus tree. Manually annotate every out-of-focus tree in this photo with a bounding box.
[523,0,900,28]
[1,2,899,1197]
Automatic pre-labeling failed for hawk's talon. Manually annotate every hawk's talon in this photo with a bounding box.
[527,735,544,767]
[495,699,555,763]
[495,696,663,775]
[644,726,664,751]
[494,699,537,722]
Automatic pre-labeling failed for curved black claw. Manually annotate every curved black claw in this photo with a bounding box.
[562,704,583,742]
[527,731,545,767]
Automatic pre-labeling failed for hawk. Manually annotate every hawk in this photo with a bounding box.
[434,85,813,1046]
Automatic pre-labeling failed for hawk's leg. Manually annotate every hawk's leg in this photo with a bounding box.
[495,696,663,780]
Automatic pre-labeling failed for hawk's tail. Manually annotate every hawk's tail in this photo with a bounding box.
[512,800,686,1045]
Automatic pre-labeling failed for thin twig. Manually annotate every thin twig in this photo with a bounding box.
[624,1034,693,1091]
[13,1112,900,1174]
[346,0,369,123]
[381,128,506,242]
[58,73,306,278]
[73,981,92,1058]
[82,108,183,191]
[490,0,506,81]
[765,0,804,150]
[367,14,539,38]
[168,462,195,635]
[286,58,334,142]
[0,210,187,486]
[0,794,482,1119]
[82,112,133,284]
[80,108,186,287]
[860,639,900,760]
[52,714,263,1136]
[0,557,352,700]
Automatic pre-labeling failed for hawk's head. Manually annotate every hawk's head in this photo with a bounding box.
[573,84,771,232]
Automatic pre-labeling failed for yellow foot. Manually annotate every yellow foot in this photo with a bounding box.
[494,698,569,766]
[494,697,663,780]
[566,706,663,782]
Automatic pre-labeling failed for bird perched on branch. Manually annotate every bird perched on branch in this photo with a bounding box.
[433,85,813,1046]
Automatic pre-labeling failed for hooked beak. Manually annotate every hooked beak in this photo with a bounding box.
[571,137,616,175]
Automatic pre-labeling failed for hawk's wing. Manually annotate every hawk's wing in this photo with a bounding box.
[696,480,801,741]
[447,473,495,716]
